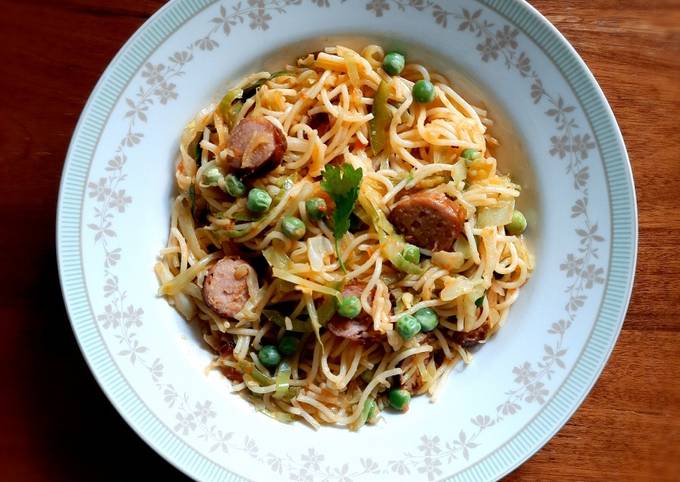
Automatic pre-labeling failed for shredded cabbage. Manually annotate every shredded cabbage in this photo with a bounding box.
[158,252,221,296]
[451,159,467,186]
[305,292,325,350]
[341,49,361,86]
[440,275,483,301]
[261,408,294,423]
[307,235,334,271]
[263,246,292,269]
[432,251,465,271]
[454,236,472,259]
[477,201,514,228]
[272,268,340,297]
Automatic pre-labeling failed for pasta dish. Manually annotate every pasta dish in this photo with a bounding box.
[155,45,534,429]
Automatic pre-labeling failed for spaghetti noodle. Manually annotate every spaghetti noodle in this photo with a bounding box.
[155,45,534,429]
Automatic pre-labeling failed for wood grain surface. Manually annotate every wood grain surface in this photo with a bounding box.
[0,0,677,480]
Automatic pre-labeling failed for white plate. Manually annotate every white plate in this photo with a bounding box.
[57,1,637,480]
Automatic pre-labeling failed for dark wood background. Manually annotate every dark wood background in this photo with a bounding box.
[0,0,678,480]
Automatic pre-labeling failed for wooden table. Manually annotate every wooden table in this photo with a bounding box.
[0,0,677,480]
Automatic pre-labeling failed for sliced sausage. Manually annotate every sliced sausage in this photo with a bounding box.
[327,317,375,342]
[388,192,465,251]
[219,366,244,383]
[215,336,243,382]
[308,112,331,137]
[202,257,251,318]
[327,282,381,343]
[228,117,287,176]
[336,282,369,309]
[451,322,491,349]
[218,337,236,358]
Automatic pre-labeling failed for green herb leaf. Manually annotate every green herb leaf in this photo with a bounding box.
[320,163,363,271]
[475,293,485,307]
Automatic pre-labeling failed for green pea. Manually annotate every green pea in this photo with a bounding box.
[361,369,374,384]
[281,215,306,240]
[461,148,480,160]
[224,174,246,197]
[247,188,272,213]
[337,295,362,319]
[305,197,327,221]
[388,388,411,412]
[402,243,420,264]
[414,307,438,332]
[203,166,223,186]
[278,335,299,356]
[382,52,405,76]
[258,345,281,367]
[396,314,421,340]
[412,79,435,103]
[505,210,527,235]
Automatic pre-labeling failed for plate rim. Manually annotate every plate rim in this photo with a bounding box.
[56,0,638,480]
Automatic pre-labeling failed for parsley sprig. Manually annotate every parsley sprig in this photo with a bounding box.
[320,163,363,272]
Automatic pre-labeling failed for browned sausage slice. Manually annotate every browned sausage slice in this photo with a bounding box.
[228,117,287,176]
[327,317,375,342]
[202,257,251,318]
[388,192,465,251]
[451,322,491,349]
[327,282,381,343]
[308,112,331,137]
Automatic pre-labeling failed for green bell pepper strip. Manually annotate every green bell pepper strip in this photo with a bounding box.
[219,88,243,128]
[238,360,273,386]
[241,71,290,99]
[369,80,392,155]
[273,362,292,399]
